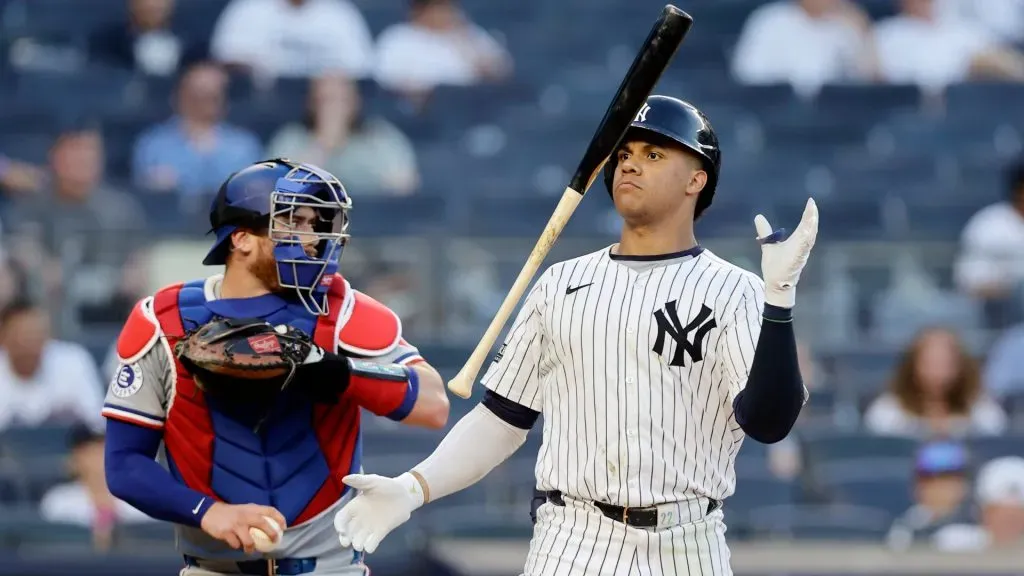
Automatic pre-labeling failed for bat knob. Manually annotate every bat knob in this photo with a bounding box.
[446,370,474,399]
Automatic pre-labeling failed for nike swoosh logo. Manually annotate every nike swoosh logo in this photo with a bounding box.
[192,497,206,515]
[566,283,593,295]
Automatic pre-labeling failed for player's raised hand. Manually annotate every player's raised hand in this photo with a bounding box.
[200,502,286,555]
[334,473,425,554]
[753,198,819,308]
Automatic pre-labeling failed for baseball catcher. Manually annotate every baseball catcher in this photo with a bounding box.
[101,159,450,576]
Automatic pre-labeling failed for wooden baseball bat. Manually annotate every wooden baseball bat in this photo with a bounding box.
[447,5,694,399]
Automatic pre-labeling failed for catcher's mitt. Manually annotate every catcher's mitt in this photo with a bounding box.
[175,317,314,386]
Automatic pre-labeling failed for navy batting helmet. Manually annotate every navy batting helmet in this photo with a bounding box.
[604,95,721,218]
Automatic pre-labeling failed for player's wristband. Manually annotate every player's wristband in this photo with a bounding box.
[762,303,793,323]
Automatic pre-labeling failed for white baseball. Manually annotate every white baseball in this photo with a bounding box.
[250,516,283,553]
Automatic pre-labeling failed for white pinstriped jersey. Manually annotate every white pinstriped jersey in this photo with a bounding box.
[481,245,765,508]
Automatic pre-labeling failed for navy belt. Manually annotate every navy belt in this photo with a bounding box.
[184,555,317,575]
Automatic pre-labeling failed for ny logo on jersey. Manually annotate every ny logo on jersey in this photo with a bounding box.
[652,301,717,367]
[634,103,651,123]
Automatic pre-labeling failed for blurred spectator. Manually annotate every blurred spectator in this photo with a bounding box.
[864,327,1007,438]
[0,301,105,431]
[937,0,1024,45]
[954,160,1024,329]
[39,423,153,551]
[874,0,1024,93]
[132,62,261,198]
[0,154,45,197]
[210,0,373,80]
[730,0,877,97]
[982,322,1024,397]
[375,0,513,97]
[266,75,419,195]
[89,0,203,77]
[886,441,974,550]
[6,122,147,324]
[933,456,1024,550]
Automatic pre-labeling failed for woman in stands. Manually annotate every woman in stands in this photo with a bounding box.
[266,74,420,196]
[864,327,1007,438]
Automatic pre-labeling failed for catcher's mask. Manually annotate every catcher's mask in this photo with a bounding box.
[203,159,352,316]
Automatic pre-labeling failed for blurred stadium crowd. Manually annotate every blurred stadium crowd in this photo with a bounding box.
[0,0,1023,569]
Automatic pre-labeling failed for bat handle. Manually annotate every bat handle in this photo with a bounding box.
[447,186,585,399]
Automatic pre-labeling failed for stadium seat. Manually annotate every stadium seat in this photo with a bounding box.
[968,436,1024,463]
[726,477,797,529]
[813,457,914,515]
[2,0,122,37]
[733,440,769,477]
[172,0,232,45]
[945,83,1024,122]
[814,84,922,117]
[748,503,892,540]
[801,433,917,462]
[0,425,72,458]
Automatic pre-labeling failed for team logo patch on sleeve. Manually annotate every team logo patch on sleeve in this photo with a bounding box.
[111,364,143,398]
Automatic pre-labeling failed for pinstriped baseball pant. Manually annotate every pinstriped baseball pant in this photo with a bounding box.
[523,499,731,576]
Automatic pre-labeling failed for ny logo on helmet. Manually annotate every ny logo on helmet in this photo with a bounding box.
[634,103,651,123]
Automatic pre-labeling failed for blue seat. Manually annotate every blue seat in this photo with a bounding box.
[0,132,51,164]
[425,84,539,132]
[749,503,892,540]
[726,477,796,528]
[804,200,885,241]
[871,289,983,346]
[945,83,1024,120]
[0,426,72,457]
[17,455,68,502]
[172,0,232,45]
[814,84,922,117]
[3,0,122,36]
[802,433,917,461]
[968,436,1024,463]
[734,440,770,477]
[346,194,450,238]
[14,67,137,116]
[814,458,914,515]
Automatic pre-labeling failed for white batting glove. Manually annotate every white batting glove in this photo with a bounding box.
[334,473,424,554]
[754,198,819,309]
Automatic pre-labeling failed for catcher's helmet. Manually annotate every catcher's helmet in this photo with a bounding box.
[203,158,352,316]
[604,95,721,218]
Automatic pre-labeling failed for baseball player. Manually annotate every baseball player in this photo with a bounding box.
[333,95,817,575]
[101,159,450,576]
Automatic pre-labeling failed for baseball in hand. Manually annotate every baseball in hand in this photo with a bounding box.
[250,516,283,553]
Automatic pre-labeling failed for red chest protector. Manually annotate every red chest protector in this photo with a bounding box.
[115,274,402,524]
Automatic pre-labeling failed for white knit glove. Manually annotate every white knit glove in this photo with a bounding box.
[754,198,819,309]
[334,473,424,554]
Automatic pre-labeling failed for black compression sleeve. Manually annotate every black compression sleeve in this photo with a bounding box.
[483,389,541,430]
[732,304,805,444]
